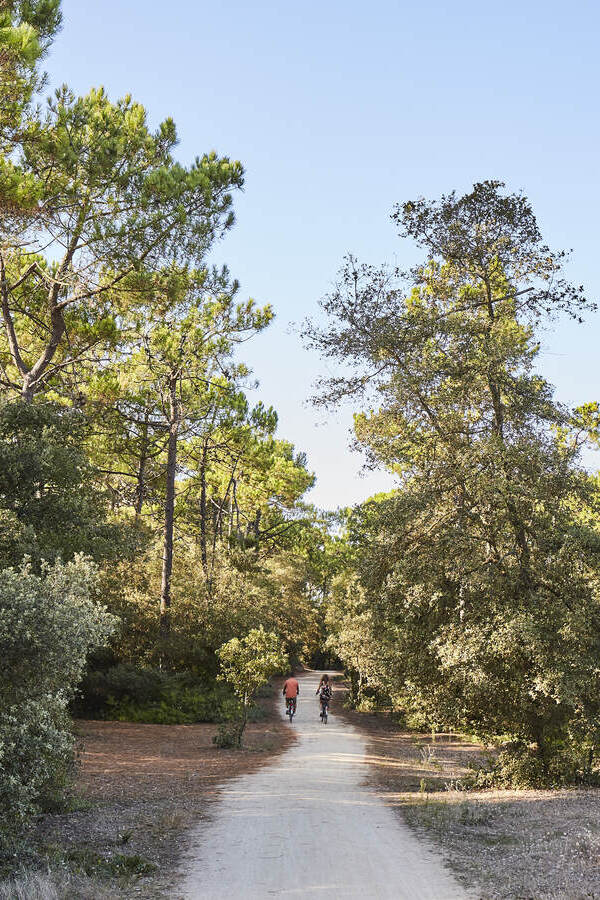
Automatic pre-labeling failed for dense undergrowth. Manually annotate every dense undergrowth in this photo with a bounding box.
[73,664,243,724]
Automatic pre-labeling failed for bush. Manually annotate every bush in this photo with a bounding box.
[0,557,116,859]
[73,664,168,716]
[105,686,240,724]
[471,739,600,790]
[0,697,74,849]
[212,721,244,749]
[74,664,241,724]
[216,627,287,746]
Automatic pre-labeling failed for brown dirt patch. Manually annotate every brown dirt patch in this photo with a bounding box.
[335,691,600,899]
[77,714,291,802]
[33,690,294,898]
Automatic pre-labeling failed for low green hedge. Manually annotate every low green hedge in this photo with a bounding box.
[73,665,241,724]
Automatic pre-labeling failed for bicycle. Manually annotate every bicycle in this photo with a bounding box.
[319,698,329,724]
[285,696,297,722]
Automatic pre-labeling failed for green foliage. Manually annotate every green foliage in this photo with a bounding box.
[74,663,170,715]
[217,627,288,703]
[471,744,557,790]
[0,556,117,706]
[0,0,326,868]
[216,627,287,746]
[96,544,321,677]
[0,697,74,835]
[0,400,127,567]
[74,664,240,724]
[324,569,385,706]
[104,689,239,725]
[309,181,600,784]
[212,721,245,749]
[0,0,62,150]
[471,739,600,790]
[1,79,245,400]
[0,556,116,855]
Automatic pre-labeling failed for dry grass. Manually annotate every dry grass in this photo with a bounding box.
[0,870,116,900]
[401,788,600,900]
[337,698,600,900]
[3,688,294,899]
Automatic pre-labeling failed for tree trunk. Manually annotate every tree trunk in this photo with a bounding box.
[21,379,34,403]
[134,414,150,521]
[160,378,179,639]
[253,508,261,547]
[586,746,595,776]
[238,693,249,747]
[233,478,240,535]
[199,439,208,575]
[349,670,359,705]
[483,278,531,590]
[533,725,551,775]
[228,489,235,538]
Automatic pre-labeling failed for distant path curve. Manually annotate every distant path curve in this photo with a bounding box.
[178,670,468,899]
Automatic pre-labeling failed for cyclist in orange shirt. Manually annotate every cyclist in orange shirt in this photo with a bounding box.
[282,672,299,718]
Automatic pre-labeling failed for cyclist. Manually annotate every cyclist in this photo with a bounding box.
[282,672,299,717]
[316,673,329,692]
[316,674,332,720]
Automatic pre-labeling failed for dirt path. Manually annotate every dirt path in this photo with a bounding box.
[177,670,468,899]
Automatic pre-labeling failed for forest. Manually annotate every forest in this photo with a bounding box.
[2,0,600,880]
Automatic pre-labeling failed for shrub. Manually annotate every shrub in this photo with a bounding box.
[73,664,169,716]
[216,627,287,746]
[212,722,244,749]
[104,685,240,725]
[0,557,116,858]
[65,848,157,878]
[74,665,241,724]
[471,739,600,790]
[0,698,74,843]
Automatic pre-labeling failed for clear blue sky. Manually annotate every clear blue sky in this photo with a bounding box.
[46,0,600,508]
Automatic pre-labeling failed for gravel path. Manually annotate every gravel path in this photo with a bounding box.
[178,671,469,899]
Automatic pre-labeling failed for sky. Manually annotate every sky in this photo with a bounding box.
[45,0,600,509]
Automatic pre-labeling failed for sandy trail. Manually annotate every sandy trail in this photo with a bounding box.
[178,670,468,899]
